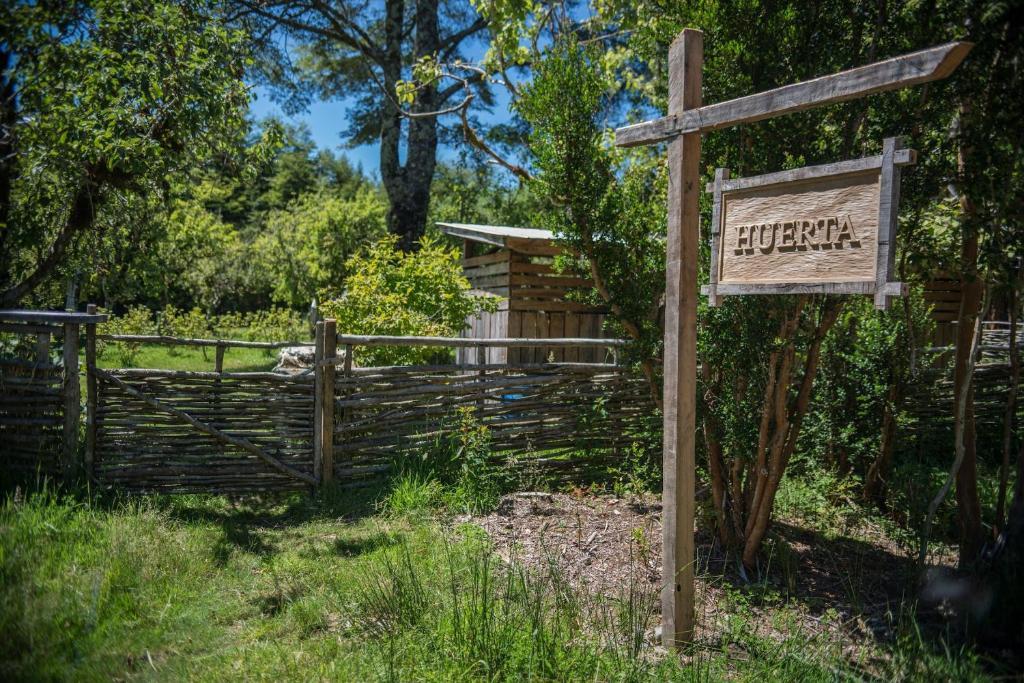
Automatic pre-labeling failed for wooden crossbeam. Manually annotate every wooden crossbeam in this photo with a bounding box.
[615,42,972,148]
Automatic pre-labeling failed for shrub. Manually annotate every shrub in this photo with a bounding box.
[98,306,156,366]
[320,234,498,367]
[385,407,503,516]
[246,307,308,343]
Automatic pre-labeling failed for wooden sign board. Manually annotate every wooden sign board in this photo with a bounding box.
[702,137,915,309]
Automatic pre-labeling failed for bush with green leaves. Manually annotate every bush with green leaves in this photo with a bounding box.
[387,407,503,516]
[255,187,387,309]
[98,306,157,366]
[321,235,498,366]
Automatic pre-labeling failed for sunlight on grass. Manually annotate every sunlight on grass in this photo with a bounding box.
[0,486,998,682]
[91,343,281,373]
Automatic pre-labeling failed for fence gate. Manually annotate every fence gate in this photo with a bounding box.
[92,368,317,493]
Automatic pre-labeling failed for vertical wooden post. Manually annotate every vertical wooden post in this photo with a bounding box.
[341,342,353,470]
[321,319,337,483]
[477,343,486,414]
[313,321,325,484]
[874,136,904,310]
[215,343,225,373]
[661,28,702,648]
[62,320,81,477]
[35,332,50,365]
[84,305,98,481]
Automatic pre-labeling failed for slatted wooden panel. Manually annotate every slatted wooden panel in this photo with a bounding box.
[924,276,962,347]
[332,362,657,485]
[94,370,315,493]
[0,359,64,477]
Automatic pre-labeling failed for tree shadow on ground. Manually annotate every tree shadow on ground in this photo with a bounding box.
[697,521,920,638]
[695,520,1023,672]
[86,480,391,564]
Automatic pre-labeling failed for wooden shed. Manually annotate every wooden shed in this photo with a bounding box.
[437,222,610,364]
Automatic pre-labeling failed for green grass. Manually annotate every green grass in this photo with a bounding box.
[0,483,998,682]
[92,342,280,373]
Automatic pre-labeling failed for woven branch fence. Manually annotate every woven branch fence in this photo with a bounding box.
[76,320,652,493]
[1,309,105,479]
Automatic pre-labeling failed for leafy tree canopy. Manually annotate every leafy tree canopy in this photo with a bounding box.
[0,0,254,307]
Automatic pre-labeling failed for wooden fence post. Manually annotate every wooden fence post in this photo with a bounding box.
[35,332,50,365]
[84,304,98,482]
[341,342,353,470]
[62,319,81,478]
[313,321,324,484]
[477,343,486,415]
[321,320,337,483]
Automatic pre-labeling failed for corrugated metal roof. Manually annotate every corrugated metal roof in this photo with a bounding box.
[436,222,554,247]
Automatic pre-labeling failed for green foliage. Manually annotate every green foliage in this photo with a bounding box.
[383,474,444,518]
[243,308,309,344]
[515,39,666,365]
[320,235,498,367]
[801,290,937,482]
[255,187,387,308]
[2,488,1001,681]
[1,0,252,306]
[159,306,210,340]
[153,197,252,314]
[97,306,156,366]
[389,407,503,516]
[610,440,662,499]
[427,160,543,229]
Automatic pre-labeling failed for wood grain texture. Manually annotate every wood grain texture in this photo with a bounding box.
[321,320,337,483]
[85,306,98,480]
[705,149,915,193]
[661,28,701,648]
[62,322,80,476]
[615,41,972,147]
[718,170,881,285]
[874,137,904,309]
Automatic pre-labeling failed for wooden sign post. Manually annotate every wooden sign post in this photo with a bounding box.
[615,32,971,648]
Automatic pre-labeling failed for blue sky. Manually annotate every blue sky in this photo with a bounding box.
[246,34,515,179]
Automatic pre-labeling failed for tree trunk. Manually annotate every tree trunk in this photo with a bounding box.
[864,382,900,506]
[379,0,440,251]
[741,298,842,571]
[997,288,1019,531]
[0,47,17,286]
[0,182,97,308]
[954,204,985,567]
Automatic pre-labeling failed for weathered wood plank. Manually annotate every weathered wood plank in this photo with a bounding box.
[321,319,336,483]
[703,281,907,297]
[704,149,916,193]
[662,28,700,648]
[874,137,904,309]
[85,305,98,480]
[62,321,80,476]
[615,41,972,147]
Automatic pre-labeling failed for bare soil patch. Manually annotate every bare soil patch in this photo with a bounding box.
[467,491,948,661]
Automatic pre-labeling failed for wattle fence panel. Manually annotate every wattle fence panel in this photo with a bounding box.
[94,370,316,493]
[332,362,657,487]
[0,359,65,478]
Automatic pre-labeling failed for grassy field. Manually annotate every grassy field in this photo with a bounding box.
[92,341,283,373]
[0,478,998,682]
